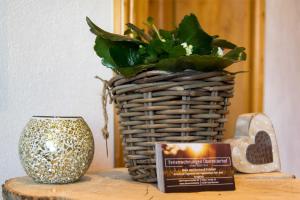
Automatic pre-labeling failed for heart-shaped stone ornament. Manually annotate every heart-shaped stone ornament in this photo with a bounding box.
[246,131,273,164]
[225,113,281,173]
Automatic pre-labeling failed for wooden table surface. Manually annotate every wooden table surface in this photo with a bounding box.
[2,168,300,200]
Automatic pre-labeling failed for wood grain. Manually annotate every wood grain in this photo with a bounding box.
[2,168,300,200]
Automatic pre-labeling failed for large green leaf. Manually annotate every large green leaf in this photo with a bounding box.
[86,17,143,44]
[109,44,143,67]
[212,38,237,49]
[94,36,116,68]
[177,14,213,55]
[94,36,143,70]
[224,47,247,61]
[167,45,186,58]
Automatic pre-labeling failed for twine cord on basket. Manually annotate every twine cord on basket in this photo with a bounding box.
[95,75,112,157]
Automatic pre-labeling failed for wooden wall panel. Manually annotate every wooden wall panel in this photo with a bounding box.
[174,0,251,138]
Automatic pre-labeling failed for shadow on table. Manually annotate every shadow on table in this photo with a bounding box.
[78,176,92,182]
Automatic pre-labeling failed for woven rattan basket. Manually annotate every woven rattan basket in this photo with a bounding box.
[108,70,235,182]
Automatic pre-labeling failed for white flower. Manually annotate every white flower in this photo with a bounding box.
[181,42,188,48]
[217,47,223,57]
[161,38,166,42]
[139,45,143,48]
[181,42,193,56]
[186,45,193,56]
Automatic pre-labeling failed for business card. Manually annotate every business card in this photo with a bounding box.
[156,143,235,193]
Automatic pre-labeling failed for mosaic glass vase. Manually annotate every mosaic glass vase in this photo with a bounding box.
[19,116,94,184]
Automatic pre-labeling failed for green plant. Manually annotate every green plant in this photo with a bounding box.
[87,13,246,78]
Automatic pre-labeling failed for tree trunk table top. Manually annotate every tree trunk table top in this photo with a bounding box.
[2,168,300,200]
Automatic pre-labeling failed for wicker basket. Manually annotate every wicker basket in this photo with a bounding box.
[108,70,235,182]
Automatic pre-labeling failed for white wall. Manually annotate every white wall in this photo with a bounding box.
[0,0,114,185]
[264,0,300,177]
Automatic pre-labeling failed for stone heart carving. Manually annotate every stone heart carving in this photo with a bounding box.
[246,131,273,164]
[225,113,281,173]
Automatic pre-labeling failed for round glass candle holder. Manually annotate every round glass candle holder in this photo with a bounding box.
[19,116,94,184]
